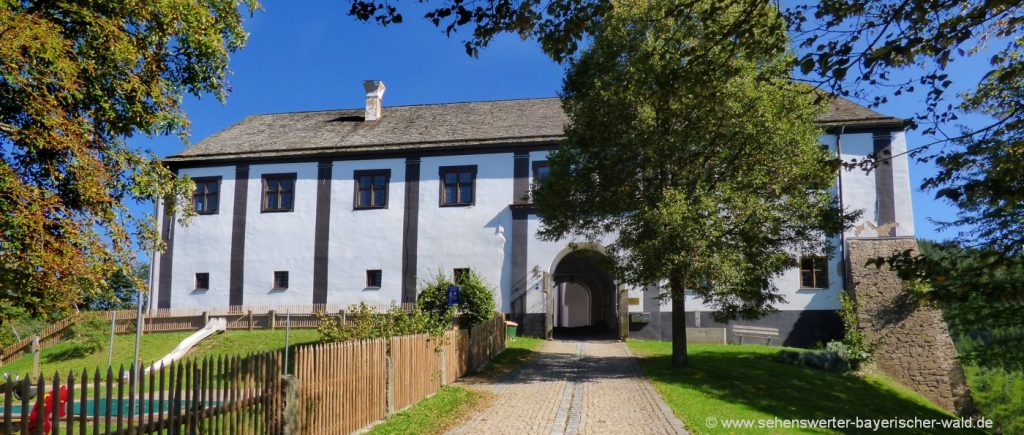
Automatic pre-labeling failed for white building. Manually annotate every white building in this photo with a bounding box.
[154,81,914,345]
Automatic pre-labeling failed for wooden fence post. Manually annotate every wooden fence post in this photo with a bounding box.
[202,311,209,326]
[248,310,254,331]
[386,354,395,415]
[439,346,448,386]
[269,310,277,330]
[281,374,299,434]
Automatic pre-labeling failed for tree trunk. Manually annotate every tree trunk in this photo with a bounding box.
[670,271,688,368]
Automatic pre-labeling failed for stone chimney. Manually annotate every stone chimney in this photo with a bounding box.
[363,80,386,121]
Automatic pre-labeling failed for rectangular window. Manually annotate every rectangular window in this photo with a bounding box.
[354,170,390,209]
[453,268,471,285]
[366,269,382,288]
[439,166,477,206]
[194,273,210,291]
[262,173,297,212]
[273,271,289,289]
[800,257,829,289]
[192,177,221,214]
[531,161,550,202]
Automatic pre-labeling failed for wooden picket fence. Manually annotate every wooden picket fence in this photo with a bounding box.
[0,352,283,434]
[294,314,507,434]
[2,314,507,434]
[1,304,414,365]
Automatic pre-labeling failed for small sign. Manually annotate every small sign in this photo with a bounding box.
[628,297,641,305]
[446,285,460,307]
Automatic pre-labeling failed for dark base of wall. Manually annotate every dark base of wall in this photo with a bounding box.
[514,313,547,338]
[629,310,843,348]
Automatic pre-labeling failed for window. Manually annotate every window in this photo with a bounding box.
[439,166,476,206]
[366,269,382,288]
[453,268,471,285]
[262,174,297,212]
[192,177,221,214]
[273,271,289,289]
[532,161,550,185]
[354,170,390,209]
[194,273,210,291]
[800,257,829,289]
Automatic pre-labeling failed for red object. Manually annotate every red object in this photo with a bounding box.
[27,386,68,434]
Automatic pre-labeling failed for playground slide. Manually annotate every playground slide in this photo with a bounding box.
[144,317,227,374]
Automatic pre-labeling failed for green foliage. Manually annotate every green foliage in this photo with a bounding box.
[0,0,259,318]
[84,263,149,311]
[0,305,48,348]
[317,303,451,343]
[776,348,851,372]
[959,344,1024,434]
[534,0,852,329]
[417,270,496,329]
[836,292,871,369]
[61,313,110,360]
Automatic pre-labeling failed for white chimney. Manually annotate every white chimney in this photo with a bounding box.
[363,80,386,121]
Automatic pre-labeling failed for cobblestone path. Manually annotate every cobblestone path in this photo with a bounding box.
[448,339,686,435]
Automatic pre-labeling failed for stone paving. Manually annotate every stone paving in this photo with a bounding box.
[448,339,686,435]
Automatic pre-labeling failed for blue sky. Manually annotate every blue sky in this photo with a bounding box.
[130,0,975,243]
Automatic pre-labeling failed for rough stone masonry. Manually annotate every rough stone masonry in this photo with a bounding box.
[847,238,974,415]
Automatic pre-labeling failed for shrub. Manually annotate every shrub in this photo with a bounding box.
[837,292,871,369]
[61,312,109,359]
[776,348,850,372]
[417,270,496,329]
[317,302,451,343]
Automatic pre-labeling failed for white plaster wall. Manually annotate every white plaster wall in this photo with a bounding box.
[890,131,915,236]
[169,166,235,309]
[326,159,406,306]
[416,153,514,312]
[242,162,318,305]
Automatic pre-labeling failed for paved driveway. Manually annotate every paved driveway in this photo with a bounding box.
[448,339,687,435]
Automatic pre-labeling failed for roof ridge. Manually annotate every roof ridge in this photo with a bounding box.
[250,96,562,117]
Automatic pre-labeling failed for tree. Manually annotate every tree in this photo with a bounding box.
[84,263,150,311]
[0,1,258,319]
[533,0,851,367]
[346,0,1024,300]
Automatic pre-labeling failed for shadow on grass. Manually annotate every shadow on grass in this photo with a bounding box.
[632,344,977,434]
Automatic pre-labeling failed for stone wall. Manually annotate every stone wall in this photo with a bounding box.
[847,238,974,415]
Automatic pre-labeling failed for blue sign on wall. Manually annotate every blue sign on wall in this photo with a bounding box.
[446,285,460,307]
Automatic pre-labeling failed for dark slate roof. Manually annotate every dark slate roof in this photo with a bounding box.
[167,96,904,163]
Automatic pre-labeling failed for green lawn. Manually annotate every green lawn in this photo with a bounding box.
[366,386,488,434]
[1,332,194,378]
[476,336,545,379]
[0,329,322,379]
[627,341,979,435]
[365,336,542,434]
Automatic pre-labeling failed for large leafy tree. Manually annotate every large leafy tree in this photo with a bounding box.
[346,0,1024,301]
[0,1,258,319]
[533,0,851,367]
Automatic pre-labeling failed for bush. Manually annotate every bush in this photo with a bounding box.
[61,312,109,359]
[0,305,49,348]
[417,270,496,329]
[776,348,851,372]
[837,292,871,370]
[318,302,451,343]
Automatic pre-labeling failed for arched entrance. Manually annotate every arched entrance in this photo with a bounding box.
[551,249,619,337]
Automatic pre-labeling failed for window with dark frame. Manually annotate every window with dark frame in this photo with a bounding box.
[354,170,390,209]
[194,273,210,291]
[366,269,382,288]
[453,268,471,285]
[800,257,829,289]
[273,271,289,289]
[439,166,476,206]
[262,173,297,212]
[531,161,550,202]
[192,177,221,214]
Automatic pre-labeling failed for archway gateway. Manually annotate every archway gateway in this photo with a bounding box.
[550,249,625,338]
